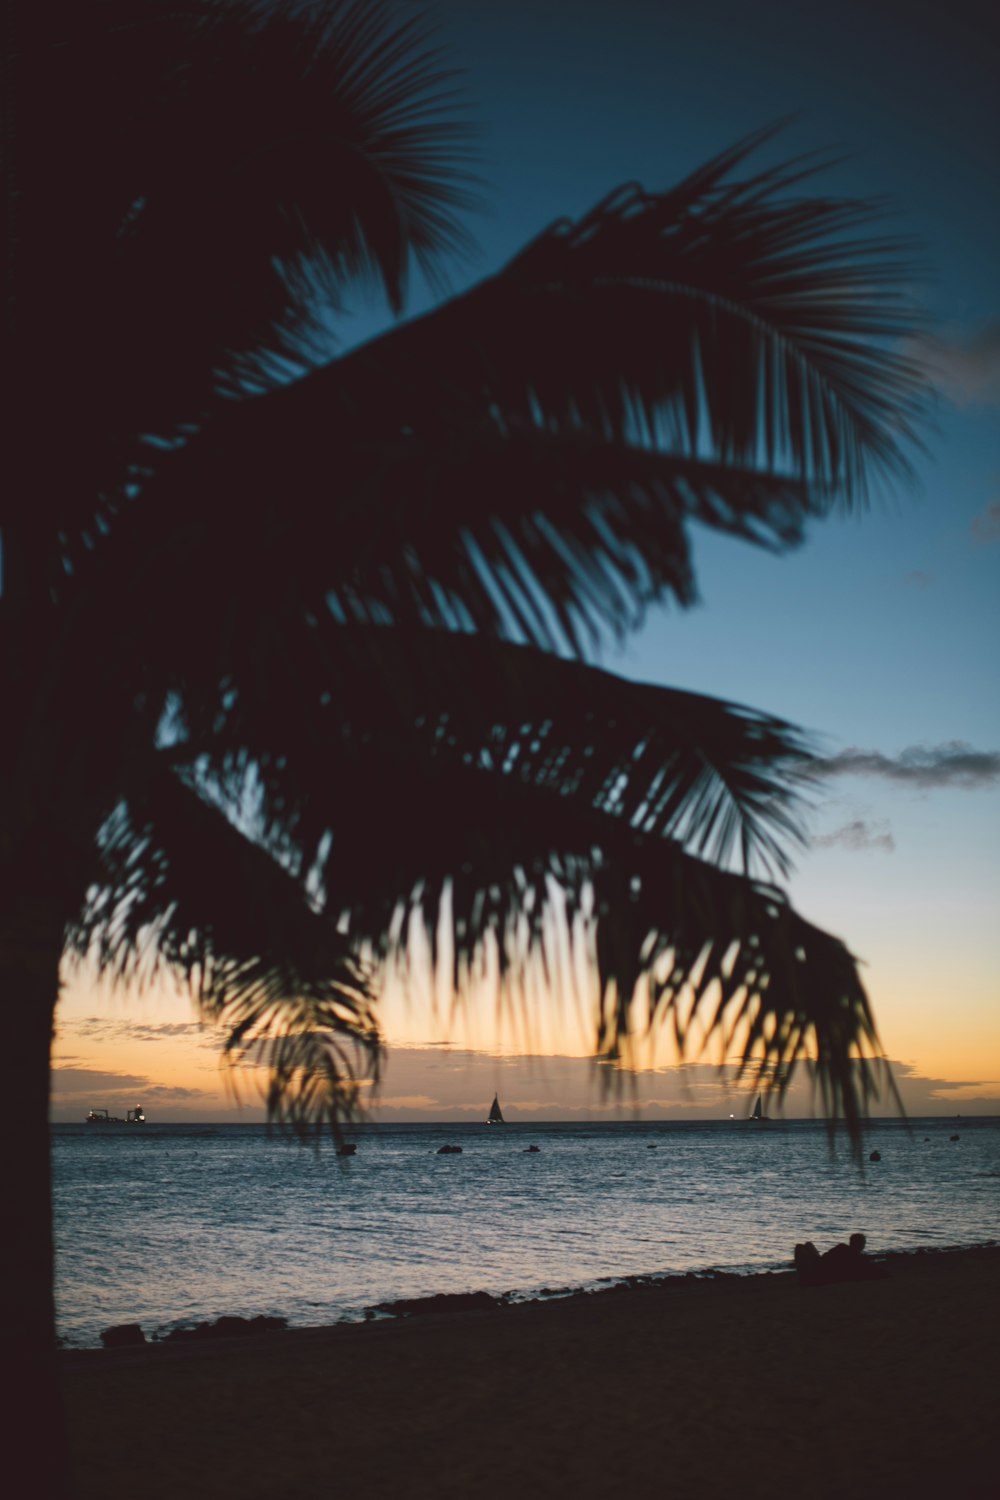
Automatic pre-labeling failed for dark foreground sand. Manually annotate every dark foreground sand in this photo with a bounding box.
[62,1246,999,1500]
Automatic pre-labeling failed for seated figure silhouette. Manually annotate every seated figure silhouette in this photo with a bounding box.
[794,1233,884,1285]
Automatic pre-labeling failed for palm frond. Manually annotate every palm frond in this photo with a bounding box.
[285,748,891,1141]
[67,769,380,1137]
[61,744,890,1139]
[138,630,888,1140]
[166,624,815,880]
[127,133,927,651]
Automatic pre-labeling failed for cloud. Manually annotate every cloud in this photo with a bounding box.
[886,1059,1000,1111]
[63,1016,218,1046]
[812,819,895,853]
[971,502,1000,546]
[49,1063,209,1101]
[140,1084,207,1101]
[376,1095,450,1111]
[911,322,1000,407]
[813,742,1000,790]
[50,1065,151,1095]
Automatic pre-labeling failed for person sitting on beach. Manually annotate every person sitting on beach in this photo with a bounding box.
[823,1232,868,1278]
[794,1241,822,1282]
[795,1233,884,1286]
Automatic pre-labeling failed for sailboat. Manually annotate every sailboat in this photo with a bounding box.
[486,1093,505,1125]
[749,1093,768,1123]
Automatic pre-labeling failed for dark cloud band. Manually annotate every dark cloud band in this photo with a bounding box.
[813,742,1000,790]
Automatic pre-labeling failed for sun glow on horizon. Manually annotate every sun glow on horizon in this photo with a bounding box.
[51,948,1000,1123]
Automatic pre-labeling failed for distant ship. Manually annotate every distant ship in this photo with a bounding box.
[486,1093,505,1125]
[86,1106,145,1125]
[748,1094,768,1123]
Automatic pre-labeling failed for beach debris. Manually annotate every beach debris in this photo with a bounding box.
[100,1323,146,1348]
[163,1314,287,1343]
[368,1290,502,1319]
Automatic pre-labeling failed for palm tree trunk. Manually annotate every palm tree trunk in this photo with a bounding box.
[1,902,72,1497]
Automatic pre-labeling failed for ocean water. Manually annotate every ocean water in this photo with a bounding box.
[52,1117,999,1347]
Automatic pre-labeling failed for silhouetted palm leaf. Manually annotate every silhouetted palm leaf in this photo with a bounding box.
[69,771,379,1136]
[131,130,926,651]
[75,735,884,1136]
[122,619,880,1132]
[164,625,812,878]
[67,615,824,1121]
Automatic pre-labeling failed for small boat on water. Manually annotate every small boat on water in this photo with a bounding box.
[86,1105,145,1125]
[337,1142,357,1156]
[486,1093,505,1126]
[748,1094,768,1123]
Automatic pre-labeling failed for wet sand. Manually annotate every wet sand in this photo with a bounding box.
[61,1245,999,1499]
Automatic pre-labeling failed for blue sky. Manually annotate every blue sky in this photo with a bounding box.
[51,0,999,1119]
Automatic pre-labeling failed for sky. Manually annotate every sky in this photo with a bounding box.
[51,0,999,1122]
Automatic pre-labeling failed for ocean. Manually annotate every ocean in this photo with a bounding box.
[52,1116,999,1347]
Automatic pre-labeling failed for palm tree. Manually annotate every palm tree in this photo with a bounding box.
[3,0,925,1484]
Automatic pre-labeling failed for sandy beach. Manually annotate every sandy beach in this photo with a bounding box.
[60,1245,998,1499]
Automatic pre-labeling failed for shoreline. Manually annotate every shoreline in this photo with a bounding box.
[58,1236,998,1350]
[62,1243,999,1498]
